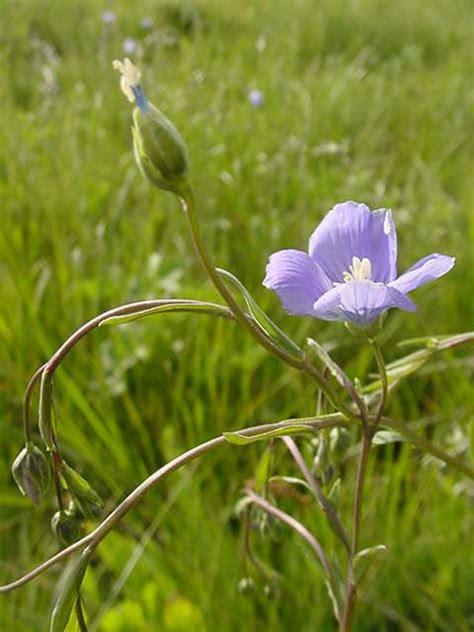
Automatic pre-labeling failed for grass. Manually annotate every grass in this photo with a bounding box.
[0,0,473,630]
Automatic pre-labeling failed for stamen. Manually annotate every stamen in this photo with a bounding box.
[342,256,372,282]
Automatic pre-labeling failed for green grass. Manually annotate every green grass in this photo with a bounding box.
[0,0,473,630]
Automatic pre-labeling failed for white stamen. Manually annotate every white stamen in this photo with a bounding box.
[383,212,391,235]
[113,58,141,102]
[342,256,372,283]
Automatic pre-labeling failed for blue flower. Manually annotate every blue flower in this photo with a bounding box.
[248,89,264,108]
[263,201,455,326]
[140,16,153,30]
[123,37,137,55]
[102,10,116,25]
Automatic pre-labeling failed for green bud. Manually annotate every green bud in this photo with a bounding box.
[60,462,103,518]
[11,443,51,505]
[132,103,189,194]
[51,507,83,545]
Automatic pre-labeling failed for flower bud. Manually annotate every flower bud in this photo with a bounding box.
[132,104,189,194]
[11,443,51,505]
[60,462,103,518]
[113,58,189,195]
[51,507,83,545]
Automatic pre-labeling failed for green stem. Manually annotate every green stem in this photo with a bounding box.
[22,300,233,445]
[341,428,372,632]
[370,340,388,429]
[0,416,343,594]
[179,185,358,420]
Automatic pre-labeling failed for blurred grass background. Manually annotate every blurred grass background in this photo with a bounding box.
[0,0,473,630]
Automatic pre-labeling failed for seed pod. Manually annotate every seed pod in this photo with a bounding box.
[11,443,51,505]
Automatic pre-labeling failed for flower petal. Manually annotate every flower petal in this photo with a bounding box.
[263,249,332,316]
[312,282,416,325]
[390,254,455,295]
[308,201,397,283]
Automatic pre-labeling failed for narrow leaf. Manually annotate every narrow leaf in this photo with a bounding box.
[216,268,304,359]
[224,424,315,446]
[306,337,354,391]
[100,301,233,326]
[372,431,405,445]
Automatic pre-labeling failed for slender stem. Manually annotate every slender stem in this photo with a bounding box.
[0,417,344,594]
[246,489,340,622]
[75,593,89,632]
[22,300,233,442]
[370,340,388,429]
[283,436,350,553]
[179,186,359,421]
[23,365,46,442]
[179,186,303,369]
[341,427,372,632]
[2,411,470,594]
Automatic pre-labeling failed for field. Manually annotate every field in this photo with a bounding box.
[0,0,473,630]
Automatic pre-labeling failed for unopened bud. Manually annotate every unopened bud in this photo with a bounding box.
[11,443,51,505]
[61,462,103,518]
[113,58,189,194]
[51,507,83,545]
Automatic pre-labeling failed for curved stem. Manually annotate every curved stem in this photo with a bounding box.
[179,185,358,421]
[22,300,233,442]
[283,436,350,553]
[0,416,344,594]
[179,186,303,369]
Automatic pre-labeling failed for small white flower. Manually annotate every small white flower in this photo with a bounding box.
[113,58,141,102]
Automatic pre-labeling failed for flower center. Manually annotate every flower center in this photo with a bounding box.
[343,256,372,283]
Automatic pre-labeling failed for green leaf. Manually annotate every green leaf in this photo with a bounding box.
[50,551,91,632]
[364,331,474,395]
[224,424,316,446]
[255,448,273,494]
[99,301,233,326]
[306,337,354,391]
[372,431,405,445]
[216,268,304,360]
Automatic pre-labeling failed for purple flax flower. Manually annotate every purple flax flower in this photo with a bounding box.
[263,201,455,326]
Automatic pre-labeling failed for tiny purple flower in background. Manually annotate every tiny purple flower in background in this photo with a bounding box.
[248,89,264,108]
[102,9,116,25]
[140,16,154,30]
[123,37,137,55]
[263,201,455,327]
